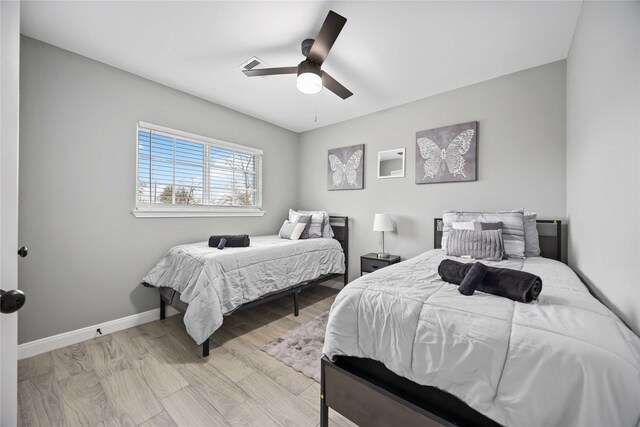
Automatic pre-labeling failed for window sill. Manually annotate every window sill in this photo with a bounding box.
[132,208,266,218]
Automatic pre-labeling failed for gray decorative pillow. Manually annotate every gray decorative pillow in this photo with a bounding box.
[443,210,525,258]
[445,229,505,261]
[290,209,324,238]
[320,212,335,238]
[278,220,306,240]
[475,221,503,231]
[294,214,313,239]
[523,212,540,257]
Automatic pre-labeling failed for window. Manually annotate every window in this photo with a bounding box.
[134,122,264,217]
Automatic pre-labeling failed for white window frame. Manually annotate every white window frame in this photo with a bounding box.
[133,121,265,218]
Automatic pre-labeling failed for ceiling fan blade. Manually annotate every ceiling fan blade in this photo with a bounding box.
[321,71,353,99]
[307,10,347,66]
[242,66,297,77]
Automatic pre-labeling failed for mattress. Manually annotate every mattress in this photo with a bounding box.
[323,250,640,427]
[144,235,345,344]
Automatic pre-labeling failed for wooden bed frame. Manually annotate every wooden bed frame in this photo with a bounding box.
[155,215,349,357]
[320,218,562,427]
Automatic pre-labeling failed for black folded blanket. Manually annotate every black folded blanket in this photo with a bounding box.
[208,235,250,248]
[458,262,487,296]
[438,259,542,303]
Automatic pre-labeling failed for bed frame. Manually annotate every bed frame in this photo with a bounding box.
[320,218,562,427]
[156,215,349,357]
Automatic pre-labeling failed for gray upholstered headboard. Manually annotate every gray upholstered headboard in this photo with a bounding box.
[433,218,562,261]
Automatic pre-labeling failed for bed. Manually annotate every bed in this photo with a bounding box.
[143,215,348,357]
[321,218,640,427]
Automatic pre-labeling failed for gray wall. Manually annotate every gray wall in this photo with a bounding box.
[18,37,299,343]
[566,2,640,335]
[298,61,567,282]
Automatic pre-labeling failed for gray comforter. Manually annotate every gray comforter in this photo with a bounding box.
[324,250,640,427]
[144,236,345,344]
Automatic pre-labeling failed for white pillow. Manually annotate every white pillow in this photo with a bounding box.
[452,221,475,230]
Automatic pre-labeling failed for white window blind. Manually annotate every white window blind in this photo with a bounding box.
[134,122,263,217]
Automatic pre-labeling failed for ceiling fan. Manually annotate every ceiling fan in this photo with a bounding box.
[242,10,353,100]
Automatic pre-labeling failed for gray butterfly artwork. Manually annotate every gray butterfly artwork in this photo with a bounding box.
[415,121,478,184]
[327,144,364,190]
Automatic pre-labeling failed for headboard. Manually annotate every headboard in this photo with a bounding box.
[329,216,349,285]
[433,218,562,261]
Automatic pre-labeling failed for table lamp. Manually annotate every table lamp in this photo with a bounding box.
[373,213,393,259]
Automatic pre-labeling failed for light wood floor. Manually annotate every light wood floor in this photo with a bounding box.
[18,285,356,427]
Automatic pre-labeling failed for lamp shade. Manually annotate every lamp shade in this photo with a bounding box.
[373,213,393,232]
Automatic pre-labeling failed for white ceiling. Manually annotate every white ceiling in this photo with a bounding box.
[20,1,582,133]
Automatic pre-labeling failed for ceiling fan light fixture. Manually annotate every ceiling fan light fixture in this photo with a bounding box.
[296,60,322,94]
[297,73,322,94]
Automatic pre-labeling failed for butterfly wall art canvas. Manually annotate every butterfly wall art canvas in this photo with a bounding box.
[415,121,478,184]
[327,144,364,190]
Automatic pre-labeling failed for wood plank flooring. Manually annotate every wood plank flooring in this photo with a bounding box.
[18,284,356,427]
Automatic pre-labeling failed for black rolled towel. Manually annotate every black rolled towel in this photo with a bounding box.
[458,262,487,296]
[208,235,250,248]
[438,259,542,303]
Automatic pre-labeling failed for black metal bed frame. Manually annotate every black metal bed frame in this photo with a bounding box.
[158,215,349,357]
[321,218,563,427]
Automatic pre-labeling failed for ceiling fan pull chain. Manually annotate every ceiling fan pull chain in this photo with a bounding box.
[315,93,318,123]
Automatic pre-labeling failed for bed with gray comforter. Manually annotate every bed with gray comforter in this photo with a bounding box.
[144,235,345,344]
[324,250,640,427]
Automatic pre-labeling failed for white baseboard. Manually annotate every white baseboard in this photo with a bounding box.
[18,306,179,360]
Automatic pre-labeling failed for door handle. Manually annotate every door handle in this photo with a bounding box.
[0,289,26,314]
[18,246,28,258]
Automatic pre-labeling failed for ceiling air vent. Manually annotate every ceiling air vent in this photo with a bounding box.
[240,57,263,71]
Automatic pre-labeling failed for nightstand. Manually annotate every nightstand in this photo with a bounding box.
[360,253,401,275]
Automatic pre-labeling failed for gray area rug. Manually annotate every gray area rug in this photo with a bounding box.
[261,311,329,382]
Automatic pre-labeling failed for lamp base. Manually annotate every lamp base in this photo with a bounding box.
[377,253,390,259]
